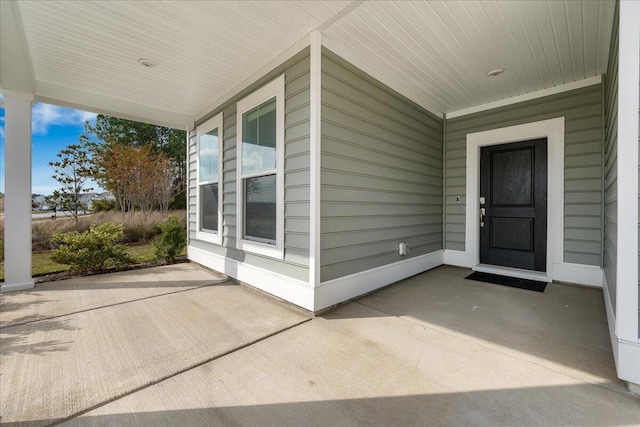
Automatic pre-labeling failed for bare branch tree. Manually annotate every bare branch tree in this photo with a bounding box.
[49,143,93,229]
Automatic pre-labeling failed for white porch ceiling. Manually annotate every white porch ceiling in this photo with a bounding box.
[1,0,615,127]
[324,0,615,116]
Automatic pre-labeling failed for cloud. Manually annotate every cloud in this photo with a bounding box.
[31,103,97,135]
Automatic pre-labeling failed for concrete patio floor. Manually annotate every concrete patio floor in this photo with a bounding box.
[1,264,638,426]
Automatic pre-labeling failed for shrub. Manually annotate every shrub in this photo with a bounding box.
[50,222,135,272]
[0,240,4,263]
[153,216,186,264]
[91,199,119,213]
[30,209,186,250]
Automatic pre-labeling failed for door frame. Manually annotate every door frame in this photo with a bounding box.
[465,117,564,282]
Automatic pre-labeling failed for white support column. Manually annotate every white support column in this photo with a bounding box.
[613,0,640,387]
[1,91,34,292]
[309,31,322,296]
[615,0,639,344]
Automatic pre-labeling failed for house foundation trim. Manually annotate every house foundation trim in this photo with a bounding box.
[315,250,444,312]
[443,250,474,268]
[552,262,603,288]
[0,281,35,293]
[187,246,314,311]
[443,250,603,288]
[604,276,640,385]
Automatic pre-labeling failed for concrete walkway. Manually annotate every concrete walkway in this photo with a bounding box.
[0,264,310,426]
[1,264,639,426]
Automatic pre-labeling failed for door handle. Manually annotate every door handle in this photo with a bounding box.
[480,208,485,228]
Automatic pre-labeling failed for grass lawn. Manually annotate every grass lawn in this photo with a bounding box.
[0,242,160,281]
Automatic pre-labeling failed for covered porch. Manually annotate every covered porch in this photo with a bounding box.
[1,264,638,425]
[1,0,639,388]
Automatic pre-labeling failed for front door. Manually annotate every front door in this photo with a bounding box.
[479,139,547,272]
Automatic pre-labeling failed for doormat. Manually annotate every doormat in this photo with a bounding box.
[465,272,547,293]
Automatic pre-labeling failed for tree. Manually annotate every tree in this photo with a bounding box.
[84,115,186,208]
[91,143,180,218]
[49,143,93,228]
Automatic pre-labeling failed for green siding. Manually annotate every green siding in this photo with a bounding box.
[320,48,443,282]
[604,2,618,315]
[188,49,310,281]
[445,85,604,266]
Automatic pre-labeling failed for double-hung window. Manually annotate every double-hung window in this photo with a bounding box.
[236,75,285,259]
[196,113,223,245]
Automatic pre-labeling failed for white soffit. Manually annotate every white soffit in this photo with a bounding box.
[15,0,351,124]
[323,0,615,117]
[11,1,615,124]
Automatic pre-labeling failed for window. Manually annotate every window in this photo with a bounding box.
[196,113,223,245]
[236,75,285,258]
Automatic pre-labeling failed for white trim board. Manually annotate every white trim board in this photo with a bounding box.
[447,117,604,288]
[443,250,603,287]
[235,75,286,260]
[0,281,35,293]
[473,265,552,283]
[454,116,603,289]
[603,276,640,385]
[615,0,640,344]
[443,249,474,268]
[465,117,564,281]
[603,275,619,366]
[187,246,314,311]
[552,262,603,288]
[447,76,602,119]
[195,113,223,246]
[315,250,444,311]
[35,81,193,129]
[309,30,322,289]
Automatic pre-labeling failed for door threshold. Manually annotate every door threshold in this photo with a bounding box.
[473,264,551,283]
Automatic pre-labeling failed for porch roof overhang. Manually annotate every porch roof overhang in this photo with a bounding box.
[1,0,615,128]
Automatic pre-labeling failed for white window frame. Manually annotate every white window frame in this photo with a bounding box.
[195,112,223,245]
[236,75,285,259]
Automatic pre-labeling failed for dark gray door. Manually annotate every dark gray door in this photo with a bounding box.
[479,139,547,271]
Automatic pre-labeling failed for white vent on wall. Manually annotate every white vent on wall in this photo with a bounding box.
[398,242,410,256]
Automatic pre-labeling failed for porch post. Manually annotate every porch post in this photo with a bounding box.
[1,91,34,292]
[615,0,639,344]
[309,30,322,294]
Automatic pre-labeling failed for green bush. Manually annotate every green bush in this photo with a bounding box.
[50,222,135,272]
[91,199,119,213]
[0,240,4,263]
[153,216,186,263]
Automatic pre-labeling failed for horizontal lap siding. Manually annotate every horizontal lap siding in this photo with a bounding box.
[320,49,443,282]
[188,50,310,281]
[445,84,604,266]
[604,4,618,315]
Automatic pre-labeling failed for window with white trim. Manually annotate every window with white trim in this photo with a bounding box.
[236,75,285,259]
[196,113,223,245]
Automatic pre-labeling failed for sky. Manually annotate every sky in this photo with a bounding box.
[0,102,104,195]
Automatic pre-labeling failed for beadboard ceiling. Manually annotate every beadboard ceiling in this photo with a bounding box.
[2,0,615,127]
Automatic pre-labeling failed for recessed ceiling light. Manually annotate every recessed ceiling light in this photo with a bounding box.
[487,68,505,77]
[137,58,156,68]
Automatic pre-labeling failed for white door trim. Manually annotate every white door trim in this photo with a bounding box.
[465,117,565,280]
